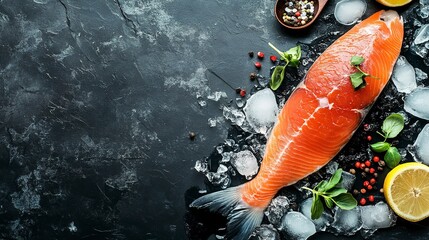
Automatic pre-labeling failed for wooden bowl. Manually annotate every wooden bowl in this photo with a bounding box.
[274,0,329,30]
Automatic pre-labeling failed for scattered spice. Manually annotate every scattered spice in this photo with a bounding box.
[349,168,356,174]
[360,198,367,205]
[368,195,375,202]
[255,62,262,69]
[282,0,315,27]
[373,156,380,163]
[367,135,372,141]
[189,132,196,140]
[361,188,367,194]
[257,51,265,59]
[249,72,257,81]
[239,89,246,97]
[248,51,254,58]
[270,55,277,63]
[235,88,242,94]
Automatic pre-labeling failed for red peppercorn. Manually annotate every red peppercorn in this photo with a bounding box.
[257,52,264,59]
[365,160,371,167]
[367,135,372,141]
[360,198,367,205]
[360,188,367,194]
[369,168,376,174]
[360,164,365,170]
[363,181,370,187]
[373,156,380,163]
[367,185,373,190]
[235,88,242,94]
[269,55,277,63]
[239,89,246,97]
[370,178,376,185]
[295,12,301,17]
[254,62,261,69]
[368,195,375,202]
[355,162,361,169]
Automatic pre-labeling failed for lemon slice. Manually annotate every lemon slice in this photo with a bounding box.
[376,0,412,7]
[384,162,429,222]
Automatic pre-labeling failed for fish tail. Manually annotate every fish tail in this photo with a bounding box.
[190,185,264,239]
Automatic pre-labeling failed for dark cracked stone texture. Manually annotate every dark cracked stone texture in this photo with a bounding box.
[0,0,428,239]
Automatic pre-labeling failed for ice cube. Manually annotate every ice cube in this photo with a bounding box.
[331,207,362,236]
[334,0,367,26]
[281,211,316,240]
[196,93,207,107]
[340,171,356,191]
[325,161,339,175]
[412,124,429,165]
[207,91,227,101]
[68,222,77,232]
[251,224,280,240]
[415,68,428,82]
[404,87,429,120]
[221,151,233,163]
[300,198,333,231]
[391,56,417,94]
[243,89,278,135]
[415,24,429,45]
[208,118,217,128]
[360,202,396,230]
[418,6,429,19]
[194,159,208,173]
[236,98,245,108]
[223,106,245,126]
[411,42,428,58]
[265,196,290,226]
[205,165,231,189]
[231,150,259,179]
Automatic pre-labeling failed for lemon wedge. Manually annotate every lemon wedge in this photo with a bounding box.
[376,0,412,7]
[384,162,429,222]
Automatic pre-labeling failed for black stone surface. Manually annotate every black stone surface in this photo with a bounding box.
[0,0,428,239]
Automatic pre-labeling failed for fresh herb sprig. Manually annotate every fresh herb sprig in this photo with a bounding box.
[268,42,301,90]
[302,169,357,220]
[370,113,405,169]
[349,56,376,90]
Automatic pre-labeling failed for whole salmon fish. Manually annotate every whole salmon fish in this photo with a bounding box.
[191,10,404,239]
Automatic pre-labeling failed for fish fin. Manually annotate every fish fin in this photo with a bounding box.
[190,185,264,240]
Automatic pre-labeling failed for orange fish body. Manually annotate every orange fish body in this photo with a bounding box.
[191,10,404,239]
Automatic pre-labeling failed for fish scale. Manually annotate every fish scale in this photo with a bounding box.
[191,10,404,240]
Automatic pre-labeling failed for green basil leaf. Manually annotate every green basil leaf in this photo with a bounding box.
[384,146,401,168]
[331,193,357,210]
[370,142,391,153]
[324,188,347,198]
[270,65,285,90]
[285,45,301,67]
[350,56,364,66]
[350,72,366,90]
[315,180,328,192]
[382,113,405,139]
[325,197,335,209]
[324,169,343,191]
[311,194,324,220]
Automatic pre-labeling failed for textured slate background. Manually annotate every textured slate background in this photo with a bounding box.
[0,0,428,239]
